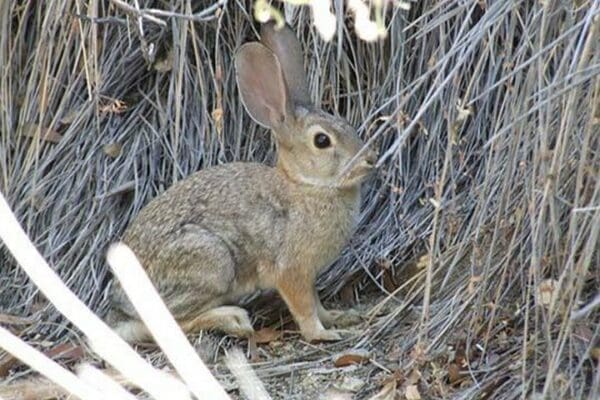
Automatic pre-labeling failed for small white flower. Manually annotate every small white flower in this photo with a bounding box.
[311,0,336,41]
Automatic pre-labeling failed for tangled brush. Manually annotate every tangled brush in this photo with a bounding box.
[0,0,598,398]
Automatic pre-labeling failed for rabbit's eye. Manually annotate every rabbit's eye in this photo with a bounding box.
[314,132,332,149]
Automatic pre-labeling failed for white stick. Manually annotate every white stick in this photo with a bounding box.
[224,348,271,400]
[0,326,105,400]
[77,364,138,400]
[0,193,189,400]
[107,243,231,400]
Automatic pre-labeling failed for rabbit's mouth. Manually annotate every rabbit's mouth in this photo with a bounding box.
[338,159,376,187]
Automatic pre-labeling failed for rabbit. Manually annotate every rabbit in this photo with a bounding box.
[106,22,377,343]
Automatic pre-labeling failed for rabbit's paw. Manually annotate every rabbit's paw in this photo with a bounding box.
[321,308,363,328]
[226,310,255,337]
[303,328,343,342]
[212,306,255,337]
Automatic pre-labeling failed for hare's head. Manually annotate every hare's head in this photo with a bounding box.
[235,22,376,189]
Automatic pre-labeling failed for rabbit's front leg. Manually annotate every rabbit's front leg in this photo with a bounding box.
[276,272,341,342]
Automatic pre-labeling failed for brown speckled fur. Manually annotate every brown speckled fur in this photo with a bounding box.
[106,22,376,343]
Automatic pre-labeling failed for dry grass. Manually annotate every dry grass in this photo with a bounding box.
[1,0,598,399]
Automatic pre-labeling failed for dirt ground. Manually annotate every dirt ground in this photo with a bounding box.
[0,289,426,399]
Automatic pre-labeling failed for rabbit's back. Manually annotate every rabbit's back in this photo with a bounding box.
[123,162,290,275]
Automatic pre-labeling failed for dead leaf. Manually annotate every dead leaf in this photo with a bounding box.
[378,258,393,270]
[447,363,462,385]
[368,380,396,400]
[383,269,397,292]
[323,387,354,400]
[98,98,128,114]
[407,369,421,385]
[21,123,62,143]
[468,275,482,294]
[0,314,35,326]
[340,281,355,304]
[0,354,18,378]
[416,254,429,269]
[212,108,223,135]
[410,342,427,364]
[456,102,473,122]
[30,193,45,211]
[95,181,136,200]
[428,198,441,209]
[486,351,500,367]
[247,337,260,362]
[153,49,173,72]
[591,347,600,361]
[333,349,370,367]
[59,108,80,125]
[30,300,47,314]
[334,376,365,393]
[43,342,85,362]
[384,344,403,362]
[573,323,593,343]
[380,370,404,386]
[405,384,421,400]
[536,279,558,306]
[251,327,281,344]
[103,143,122,158]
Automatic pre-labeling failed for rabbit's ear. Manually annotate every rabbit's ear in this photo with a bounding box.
[260,22,311,108]
[235,42,289,128]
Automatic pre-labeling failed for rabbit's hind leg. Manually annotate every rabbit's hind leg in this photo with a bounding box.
[108,306,255,343]
[108,306,254,343]
[107,228,243,343]
[151,227,237,316]
[112,319,152,343]
[107,305,254,344]
[151,228,254,337]
[105,296,153,343]
[180,306,254,337]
